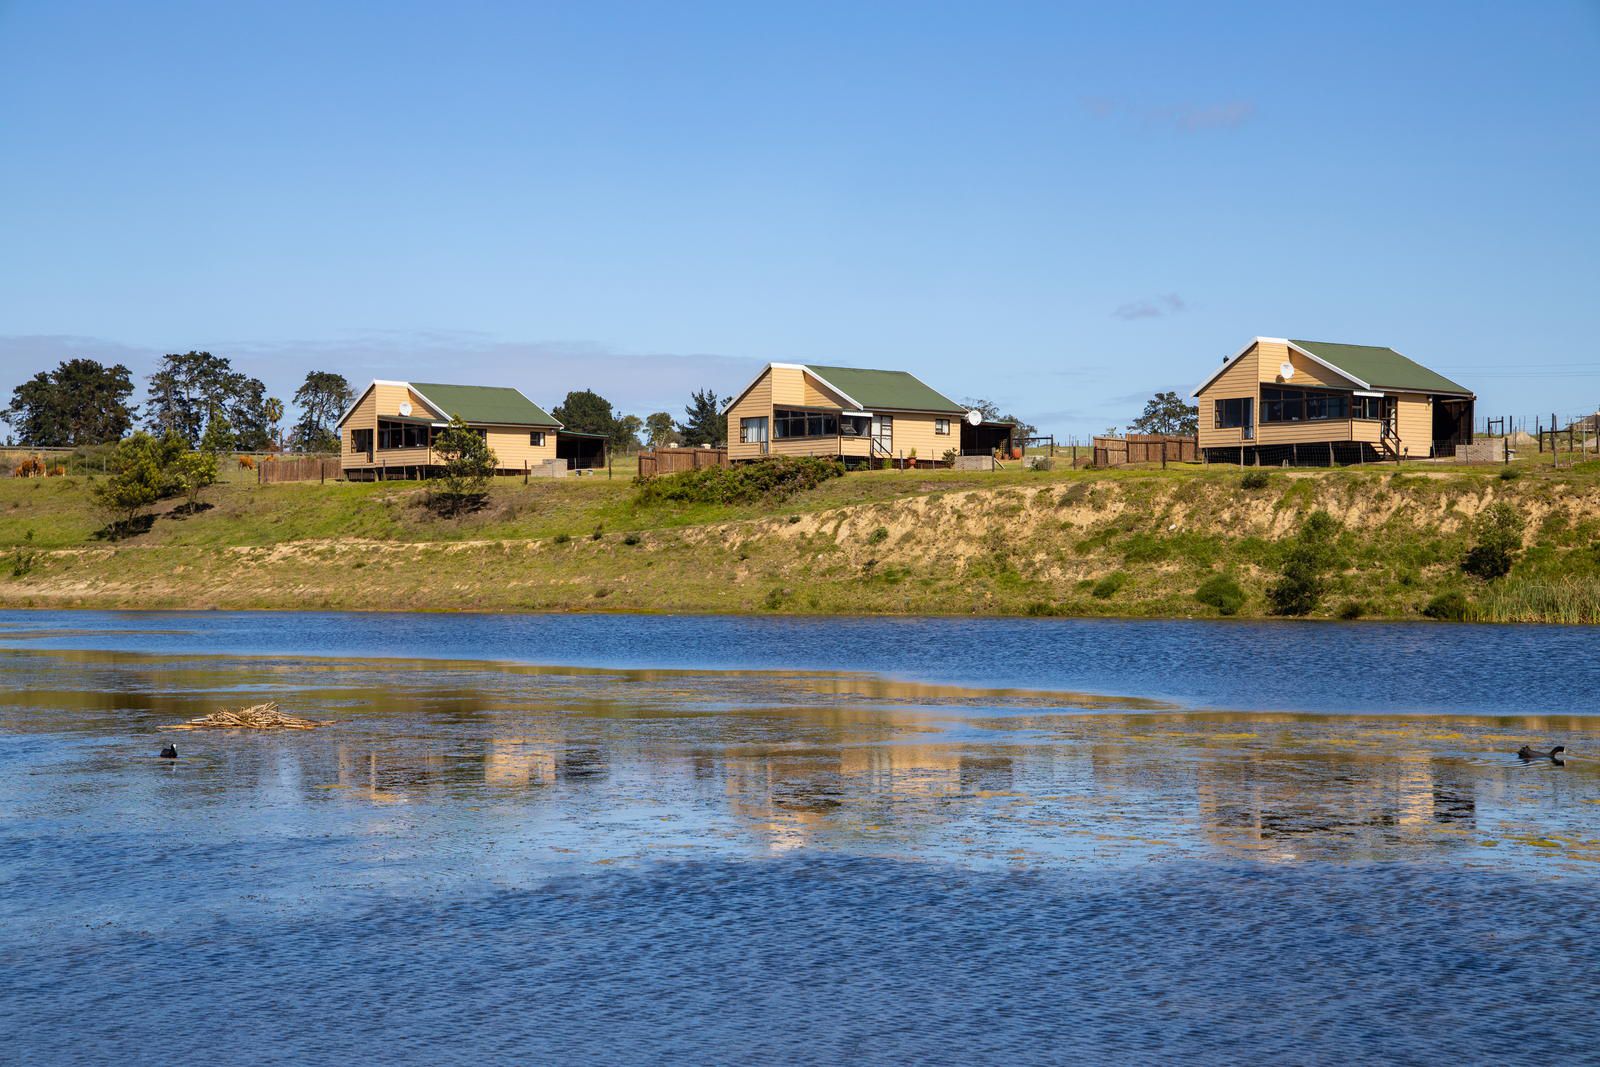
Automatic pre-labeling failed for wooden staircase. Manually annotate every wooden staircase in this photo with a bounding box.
[1378,418,1402,461]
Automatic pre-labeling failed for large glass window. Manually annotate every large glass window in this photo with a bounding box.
[1215,397,1254,433]
[773,409,838,439]
[1352,395,1384,420]
[1260,387,1350,423]
[739,417,768,443]
[351,428,373,455]
[840,415,870,437]
[377,420,432,449]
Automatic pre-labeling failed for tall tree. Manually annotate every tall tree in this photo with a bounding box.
[552,389,620,442]
[677,388,727,447]
[230,377,279,452]
[145,351,274,447]
[290,371,353,453]
[613,414,644,452]
[262,397,285,450]
[2,359,136,446]
[1128,391,1198,436]
[644,411,678,448]
[430,416,497,516]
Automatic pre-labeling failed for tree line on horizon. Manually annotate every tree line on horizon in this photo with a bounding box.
[1,352,733,455]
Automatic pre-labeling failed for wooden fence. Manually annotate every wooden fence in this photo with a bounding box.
[258,457,343,484]
[637,447,729,477]
[1092,434,1197,467]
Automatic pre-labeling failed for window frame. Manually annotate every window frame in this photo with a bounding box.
[739,416,769,444]
[934,418,950,435]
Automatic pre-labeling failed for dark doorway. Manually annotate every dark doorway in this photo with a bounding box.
[1432,398,1474,457]
[557,431,608,470]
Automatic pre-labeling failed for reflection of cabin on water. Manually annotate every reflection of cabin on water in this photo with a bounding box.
[1195,338,1475,462]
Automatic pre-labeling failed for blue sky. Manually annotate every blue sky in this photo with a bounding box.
[1,0,1596,435]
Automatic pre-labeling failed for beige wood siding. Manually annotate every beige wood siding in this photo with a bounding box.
[484,427,559,471]
[1393,393,1433,457]
[728,368,775,461]
[1265,341,1360,389]
[875,412,953,463]
[1197,343,1261,449]
[768,366,808,406]
[340,387,380,469]
[1257,421,1359,446]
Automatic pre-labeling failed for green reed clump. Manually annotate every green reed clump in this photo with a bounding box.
[1477,579,1600,625]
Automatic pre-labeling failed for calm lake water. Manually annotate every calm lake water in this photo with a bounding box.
[3,610,1599,1064]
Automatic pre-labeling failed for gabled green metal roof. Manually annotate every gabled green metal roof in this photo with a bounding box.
[410,382,561,427]
[803,364,965,413]
[1289,341,1472,396]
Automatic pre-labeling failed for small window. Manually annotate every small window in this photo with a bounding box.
[1214,397,1254,436]
[739,417,768,444]
[530,431,546,447]
[935,418,950,435]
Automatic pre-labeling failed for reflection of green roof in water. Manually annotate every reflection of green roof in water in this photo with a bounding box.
[410,383,561,426]
[1288,341,1472,396]
[803,365,966,413]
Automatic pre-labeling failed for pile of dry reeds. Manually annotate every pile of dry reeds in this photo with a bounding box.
[163,701,327,731]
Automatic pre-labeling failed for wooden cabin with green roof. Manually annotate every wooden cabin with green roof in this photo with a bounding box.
[337,379,604,479]
[1194,338,1474,463]
[724,363,1007,467]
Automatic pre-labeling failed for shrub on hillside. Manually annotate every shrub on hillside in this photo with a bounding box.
[1194,574,1245,616]
[1423,589,1472,621]
[1462,502,1525,580]
[430,416,497,517]
[1091,571,1128,599]
[635,456,844,506]
[1240,470,1270,490]
[1267,510,1341,616]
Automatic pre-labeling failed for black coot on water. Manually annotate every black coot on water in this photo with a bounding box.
[159,744,178,759]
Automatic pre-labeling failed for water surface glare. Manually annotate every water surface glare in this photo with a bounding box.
[2,611,1598,1064]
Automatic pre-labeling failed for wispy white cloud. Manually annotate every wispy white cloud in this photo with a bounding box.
[1114,293,1186,320]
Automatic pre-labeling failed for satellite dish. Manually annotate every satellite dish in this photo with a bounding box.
[398,401,413,416]
[1278,362,1295,381]
[966,409,983,427]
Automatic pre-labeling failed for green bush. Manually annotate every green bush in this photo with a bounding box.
[1091,571,1128,599]
[1240,470,1270,490]
[1462,501,1525,580]
[622,533,641,546]
[1194,574,1244,616]
[1336,600,1366,620]
[1267,510,1341,616]
[1498,467,1521,481]
[553,533,571,545]
[866,526,889,545]
[636,456,845,506]
[1423,589,1472,621]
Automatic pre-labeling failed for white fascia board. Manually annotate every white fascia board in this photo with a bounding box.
[1282,341,1370,390]
[402,385,451,422]
[1192,338,1269,398]
[797,367,865,412]
[722,362,783,413]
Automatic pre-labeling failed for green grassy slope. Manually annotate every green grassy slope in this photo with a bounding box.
[2,459,1598,622]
